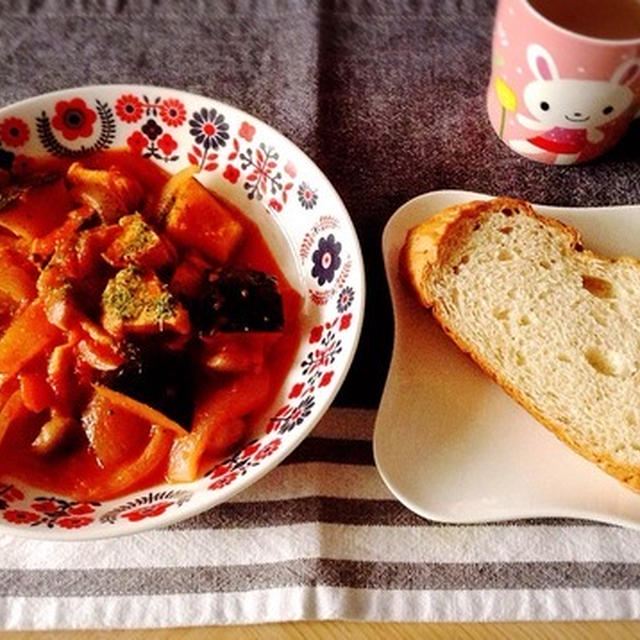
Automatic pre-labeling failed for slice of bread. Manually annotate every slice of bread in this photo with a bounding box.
[403,197,640,490]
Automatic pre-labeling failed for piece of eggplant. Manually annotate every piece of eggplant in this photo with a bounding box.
[195,268,284,334]
[100,341,195,428]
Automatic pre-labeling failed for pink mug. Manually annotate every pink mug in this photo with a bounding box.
[487,0,640,164]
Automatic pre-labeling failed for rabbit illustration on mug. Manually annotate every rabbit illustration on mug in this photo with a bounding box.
[510,44,640,164]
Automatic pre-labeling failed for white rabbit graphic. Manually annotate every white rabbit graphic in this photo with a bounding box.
[510,44,640,164]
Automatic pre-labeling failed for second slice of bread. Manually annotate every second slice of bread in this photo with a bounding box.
[403,197,640,490]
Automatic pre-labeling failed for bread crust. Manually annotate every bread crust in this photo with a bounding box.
[402,197,640,491]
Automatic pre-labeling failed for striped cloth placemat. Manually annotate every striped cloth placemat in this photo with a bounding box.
[2,407,640,629]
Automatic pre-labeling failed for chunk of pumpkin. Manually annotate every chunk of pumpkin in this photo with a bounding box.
[67,162,143,224]
[0,299,61,381]
[101,267,190,337]
[103,213,175,269]
[163,177,243,264]
[155,166,198,221]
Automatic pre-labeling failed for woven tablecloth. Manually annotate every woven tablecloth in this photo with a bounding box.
[2,0,640,629]
[3,408,640,628]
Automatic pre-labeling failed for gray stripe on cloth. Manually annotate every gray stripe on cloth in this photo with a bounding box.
[2,561,639,597]
[169,496,605,530]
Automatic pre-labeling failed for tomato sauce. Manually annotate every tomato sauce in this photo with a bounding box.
[0,150,302,499]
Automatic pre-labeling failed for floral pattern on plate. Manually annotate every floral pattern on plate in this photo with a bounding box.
[0,85,363,540]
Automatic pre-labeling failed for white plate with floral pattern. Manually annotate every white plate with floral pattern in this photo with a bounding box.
[374,190,640,529]
[0,85,364,539]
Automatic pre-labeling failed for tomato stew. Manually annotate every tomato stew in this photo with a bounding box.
[0,151,301,500]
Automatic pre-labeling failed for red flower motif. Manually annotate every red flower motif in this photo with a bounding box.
[127,130,148,155]
[238,121,255,141]
[0,117,30,147]
[115,94,144,123]
[319,371,334,387]
[268,198,282,212]
[223,164,240,184]
[51,98,97,141]
[274,404,290,418]
[309,325,323,343]
[2,485,24,502]
[208,471,238,490]
[157,133,178,157]
[68,503,95,516]
[31,500,59,514]
[121,501,172,522]
[242,442,260,458]
[3,509,39,524]
[289,382,304,398]
[159,98,187,127]
[210,463,232,478]
[57,516,93,529]
[254,439,281,461]
[284,161,297,178]
[339,313,352,331]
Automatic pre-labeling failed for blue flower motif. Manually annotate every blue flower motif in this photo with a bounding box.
[336,286,355,312]
[297,182,318,210]
[188,108,230,151]
[141,118,162,141]
[311,234,342,286]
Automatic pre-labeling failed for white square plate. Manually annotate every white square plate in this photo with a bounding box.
[374,190,640,528]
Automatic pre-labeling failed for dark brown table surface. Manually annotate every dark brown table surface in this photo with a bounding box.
[1,0,639,406]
